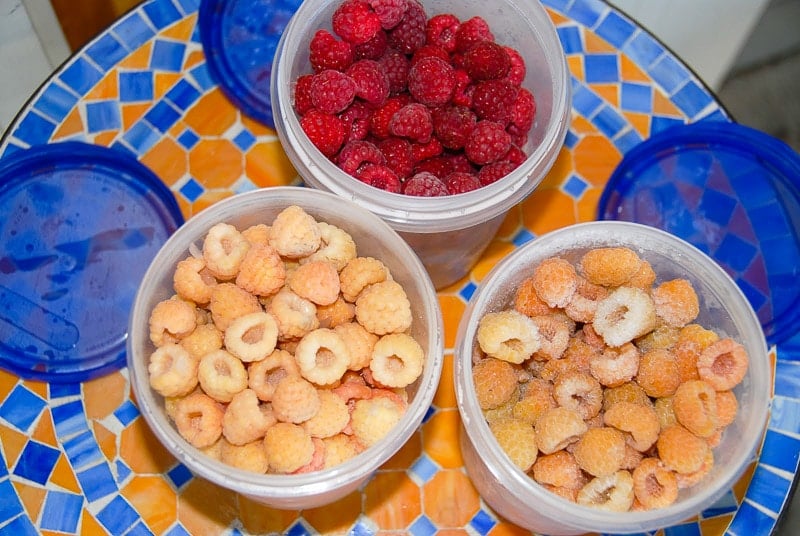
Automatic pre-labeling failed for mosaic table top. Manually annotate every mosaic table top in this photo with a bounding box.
[1,0,797,534]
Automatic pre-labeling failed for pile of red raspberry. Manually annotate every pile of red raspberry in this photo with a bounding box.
[293,0,536,197]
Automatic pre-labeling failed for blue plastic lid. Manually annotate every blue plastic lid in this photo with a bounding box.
[598,121,800,346]
[0,142,184,383]
[199,0,303,129]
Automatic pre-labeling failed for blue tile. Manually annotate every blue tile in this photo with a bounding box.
[562,174,589,198]
[622,31,664,69]
[0,514,39,536]
[620,82,652,113]
[151,40,187,72]
[650,115,686,134]
[49,382,82,399]
[649,54,692,94]
[40,490,84,532]
[85,33,130,71]
[408,515,437,536]
[422,404,435,424]
[13,441,60,485]
[1,142,25,158]
[127,521,157,536]
[671,80,714,119]
[541,0,570,11]
[565,0,607,28]
[557,26,583,55]
[714,233,757,273]
[350,520,375,536]
[662,521,702,536]
[175,0,200,15]
[459,281,477,303]
[594,11,637,49]
[51,400,88,438]
[470,509,497,535]
[143,0,183,30]
[167,462,194,489]
[96,495,140,534]
[234,129,257,151]
[63,429,103,470]
[123,121,161,154]
[286,521,312,536]
[571,82,604,118]
[0,447,6,477]
[59,57,105,95]
[13,111,56,146]
[698,188,736,226]
[189,63,215,91]
[614,128,644,154]
[116,459,132,484]
[165,79,201,110]
[165,524,192,536]
[78,463,118,502]
[769,396,800,436]
[410,454,438,483]
[33,83,80,123]
[112,12,156,50]
[702,489,738,517]
[774,362,800,398]
[747,465,791,515]
[593,105,628,139]
[728,499,778,535]
[114,400,140,426]
[0,480,24,522]
[119,71,154,102]
[180,178,204,202]
[177,128,200,149]
[584,53,619,84]
[144,100,182,133]
[0,384,46,432]
[86,101,122,133]
[759,429,800,473]
[563,129,579,149]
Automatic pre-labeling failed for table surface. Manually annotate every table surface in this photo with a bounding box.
[1,0,798,534]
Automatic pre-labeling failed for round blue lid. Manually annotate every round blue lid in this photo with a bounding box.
[598,121,800,347]
[199,0,303,129]
[0,141,184,383]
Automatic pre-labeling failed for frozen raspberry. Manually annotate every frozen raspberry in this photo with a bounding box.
[407,56,455,107]
[410,137,442,162]
[377,48,410,94]
[425,13,460,52]
[465,120,512,165]
[463,41,511,81]
[332,0,382,45]
[369,95,411,138]
[355,164,402,192]
[346,59,389,106]
[353,29,389,60]
[338,140,386,174]
[444,153,475,174]
[503,45,527,86]
[503,144,527,166]
[369,0,408,29]
[389,102,433,143]
[310,70,357,114]
[293,74,315,115]
[454,16,494,53]
[412,155,453,179]
[510,87,536,134]
[432,105,477,150]
[410,44,449,66]
[309,29,354,72]
[471,79,519,125]
[445,171,481,194]
[451,69,474,107]
[338,100,372,142]
[403,172,449,197]
[387,0,426,54]
[300,109,347,157]
[378,137,414,179]
[478,159,517,186]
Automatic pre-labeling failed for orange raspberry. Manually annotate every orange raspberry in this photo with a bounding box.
[636,348,681,398]
[573,427,626,477]
[490,417,538,471]
[657,424,709,474]
[472,358,519,410]
[579,247,642,287]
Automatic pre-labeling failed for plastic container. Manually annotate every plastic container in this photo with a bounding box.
[453,221,771,535]
[127,187,443,509]
[271,0,571,289]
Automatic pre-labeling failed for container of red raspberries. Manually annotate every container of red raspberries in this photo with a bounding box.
[271,0,571,289]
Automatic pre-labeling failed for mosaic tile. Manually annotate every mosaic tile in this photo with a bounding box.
[0,385,46,432]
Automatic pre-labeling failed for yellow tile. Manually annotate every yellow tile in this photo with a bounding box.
[0,423,27,466]
[571,114,597,135]
[122,475,178,534]
[120,417,176,474]
[494,204,523,241]
[572,134,623,188]
[433,353,457,410]
[183,50,206,70]
[439,295,466,351]
[732,460,756,502]
[363,471,421,530]
[303,491,362,533]
[488,522,535,535]
[436,530,470,536]
[141,136,189,186]
[178,478,239,535]
[382,429,422,470]
[183,89,239,136]
[699,513,734,534]
[50,453,82,494]
[31,408,57,448]
[189,139,243,188]
[12,481,46,525]
[84,371,126,420]
[520,189,578,236]
[422,470,480,527]
[191,190,236,217]
[546,9,571,26]
[93,421,118,462]
[576,186,603,222]
[422,410,463,469]
[244,141,298,188]
[239,496,298,535]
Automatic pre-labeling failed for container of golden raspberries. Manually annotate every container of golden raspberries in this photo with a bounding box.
[454,220,771,535]
[126,187,443,509]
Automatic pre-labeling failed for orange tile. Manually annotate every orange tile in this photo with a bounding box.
[119,417,176,473]
[436,530,470,536]
[84,371,126,420]
[571,115,597,135]
[591,83,619,109]
[539,146,574,190]
[189,139,243,188]
[623,111,651,138]
[0,369,18,400]
[572,134,622,188]
[161,14,197,41]
[178,478,239,535]
[576,186,602,222]
[80,509,110,535]
[652,90,682,117]
[12,481,46,524]
[382,429,422,470]
[439,295,466,350]
[433,353,456,410]
[85,71,119,101]
[122,475,178,534]
[122,103,153,130]
[244,142,298,188]
[142,137,189,186]
[53,108,85,140]
[183,89,239,136]
[567,55,584,81]
[488,522,535,536]
[732,460,756,502]
[190,190,235,217]
[363,472,422,530]
[241,115,274,137]
[584,31,618,54]
[620,55,651,83]
[49,453,81,494]
[494,204,523,241]
[303,490,362,533]
[119,42,153,69]
[422,470,480,527]
[176,194,192,219]
[699,514,734,534]
[422,410,463,469]
[520,189,578,236]
[93,131,119,147]
[239,496,299,534]
[21,379,47,398]
[184,50,206,70]
[546,9,571,26]
[469,240,515,283]
[0,423,27,466]
[31,408,57,447]
[93,421,118,462]
[155,73,183,100]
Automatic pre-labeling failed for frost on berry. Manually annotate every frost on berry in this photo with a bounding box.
[387,0,427,54]
[346,59,390,106]
[402,172,449,197]
[332,0,382,45]
[432,105,477,150]
[463,41,511,81]
[338,100,372,143]
[353,29,389,60]
[300,110,347,157]
[465,120,512,166]
[389,102,433,143]
[477,159,517,186]
[454,16,494,53]
[293,75,315,116]
[445,171,481,194]
[369,95,411,139]
[337,140,386,175]
[369,0,408,29]
[377,49,410,94]
[471,79,519,126]
[503,45,527,86]
[409,137,443,162]
[310,70,357,114]
[425,13,460,52]
[378,136,414,179]
[309,29,354,72]
[356,164,402,192]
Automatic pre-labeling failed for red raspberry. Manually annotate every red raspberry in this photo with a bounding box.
[310,70,357,114]
[465,120,512,165]
[300,109,347,157]
[410,44,449,66]
[425,13,460,52]
[445,171,482,194]
[410,137,443,162]
[309,29,354,72]
[377,49,410,94]
[389,102,433,143]
[478,159,517,186]
[368,0,408,29]
[407,56,455,107]
[432,105,477,150]
[294,74,315,115]
[346,60,390,107]
[503,144,527,166]
[387,0,427,54]
[354,29,389,60]
[509,87,536,134]
[413,155,453,180]
[378,137,414,179]
[503,45,527,86]
[338,101,372,142]
[356,164,402,192]
[462,41,511,81]
[369,95,411,138]
[451,69,474,107]
[471,79,519,125]
[337,140,386,174]
[454,16,494,53]
[333,0,382,45]
[403,172,449,196]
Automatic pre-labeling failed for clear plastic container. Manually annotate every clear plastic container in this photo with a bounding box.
[453,221,771,535]
[270,0,571,289]
[127,187,443,510]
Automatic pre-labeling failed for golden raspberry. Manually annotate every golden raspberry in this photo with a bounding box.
[472,358,519,410]
[573,427,626,477]
[636,348,681,398]
[355,280,412,335]
[656,424,709,474]
[579,247,642,287]
[534,407,587,455]
[264,422,315,473]
[489,417,538,472]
